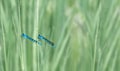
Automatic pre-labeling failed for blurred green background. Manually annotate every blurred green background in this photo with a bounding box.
[0,0,120,71]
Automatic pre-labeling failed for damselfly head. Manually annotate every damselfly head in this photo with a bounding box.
[38,34,44,40]
[22,33,28,39]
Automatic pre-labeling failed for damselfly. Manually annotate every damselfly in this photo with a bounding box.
[38,34,54,47]
[21,33,42,46]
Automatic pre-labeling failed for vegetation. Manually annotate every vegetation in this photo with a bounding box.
[0,0,120,71]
